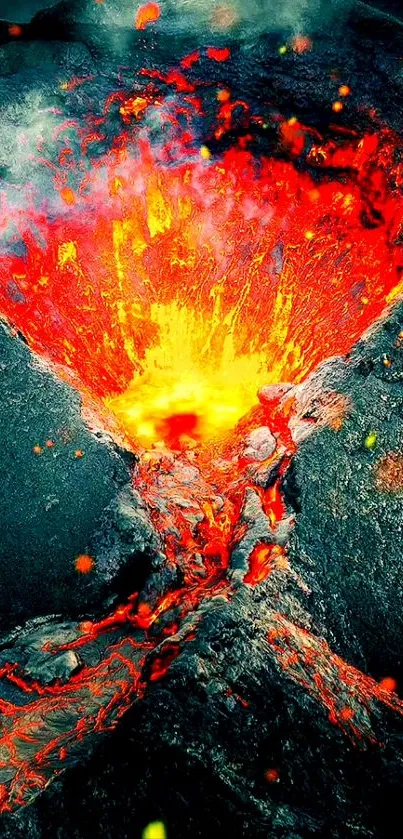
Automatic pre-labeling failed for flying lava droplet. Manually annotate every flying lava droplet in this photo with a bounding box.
[142,822,167,839]
[8,25,22,38]
[135,2,161,30]
[75,554,95,574]
[379,677,397,692]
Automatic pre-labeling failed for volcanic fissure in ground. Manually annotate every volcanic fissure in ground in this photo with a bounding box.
[1,1,403,837]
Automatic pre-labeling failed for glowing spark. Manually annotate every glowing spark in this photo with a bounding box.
[200,145,212,159]
[364,431,378,450]
[379,678,397,692]
[290,35,312,54]
[75,555,95,574]
[142,823,167,839]
[135,2,161,30]
[8,25,22,37]
[60,188,76,206]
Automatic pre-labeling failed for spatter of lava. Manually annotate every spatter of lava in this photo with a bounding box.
[1,46,403,810]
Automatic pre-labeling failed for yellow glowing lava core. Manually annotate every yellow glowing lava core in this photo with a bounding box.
[105,300,269,447]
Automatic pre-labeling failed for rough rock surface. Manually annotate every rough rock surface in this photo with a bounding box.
[289,300,403,682]
[0,322,157,626]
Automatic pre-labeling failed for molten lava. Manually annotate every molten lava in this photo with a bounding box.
[105,298,269,447]
[0,126,402,448]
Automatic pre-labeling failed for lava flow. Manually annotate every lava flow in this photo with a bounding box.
[1,47,403,811]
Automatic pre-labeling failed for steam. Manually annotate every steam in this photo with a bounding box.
[83,0,355,36]
[161,0,355,35]
[0,0,357,252]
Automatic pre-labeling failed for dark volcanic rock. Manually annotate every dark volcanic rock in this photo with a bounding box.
[0,1,60,24]
[1,573,403,839]
[289,301,403,684]
[0,322,156,627]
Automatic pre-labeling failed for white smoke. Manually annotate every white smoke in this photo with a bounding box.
[54,0,355,37]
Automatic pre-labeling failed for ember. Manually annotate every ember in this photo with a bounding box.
[135,2,161,30]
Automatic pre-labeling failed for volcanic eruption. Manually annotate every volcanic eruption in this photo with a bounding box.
[1,1,403,835]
